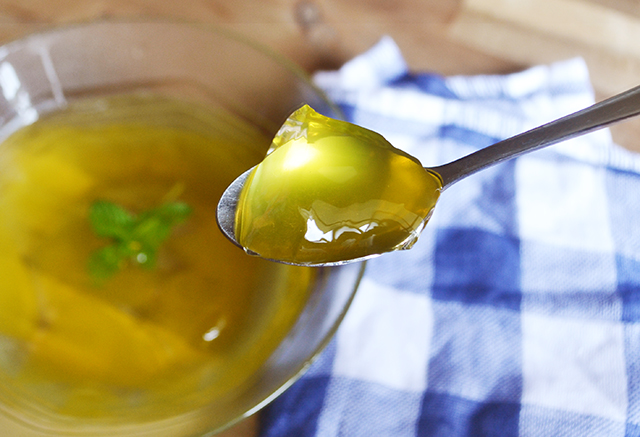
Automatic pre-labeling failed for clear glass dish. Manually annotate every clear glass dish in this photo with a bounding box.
[0,20,364,436]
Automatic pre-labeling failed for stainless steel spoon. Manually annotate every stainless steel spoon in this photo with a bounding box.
[217,84,640,264]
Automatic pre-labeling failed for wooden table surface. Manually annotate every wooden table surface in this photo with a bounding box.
[2,0,640,152]
[2,1,639,435]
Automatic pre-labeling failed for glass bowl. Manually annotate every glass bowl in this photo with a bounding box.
[0,20,364,436]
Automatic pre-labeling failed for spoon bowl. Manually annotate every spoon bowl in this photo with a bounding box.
[217,84,640,267]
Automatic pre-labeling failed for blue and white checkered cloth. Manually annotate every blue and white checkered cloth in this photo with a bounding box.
[258,37,640,437]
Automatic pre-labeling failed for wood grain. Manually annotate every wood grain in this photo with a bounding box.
[0,1,638,435]
[449,0,640,150]
[1,0,637,151]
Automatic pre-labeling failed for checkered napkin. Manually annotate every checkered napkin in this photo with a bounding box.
[258,37,640,437]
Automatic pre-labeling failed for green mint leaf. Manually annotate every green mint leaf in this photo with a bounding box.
[88,199,192,281]
[133,202,192,249]
[89,200,135,240]
[88,245,125,280]
[131,215,171,248]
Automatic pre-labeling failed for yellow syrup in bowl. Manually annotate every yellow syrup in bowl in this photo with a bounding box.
[0,95,318,423]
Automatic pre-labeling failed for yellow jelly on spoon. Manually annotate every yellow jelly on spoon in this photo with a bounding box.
[218,84,640,267]
[233,105,443,265]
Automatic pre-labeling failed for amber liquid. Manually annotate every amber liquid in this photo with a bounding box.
[0,96,316,421]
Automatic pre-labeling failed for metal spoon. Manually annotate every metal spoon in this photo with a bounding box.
[217,84,640,264]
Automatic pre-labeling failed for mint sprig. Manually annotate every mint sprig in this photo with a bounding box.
[88,200,192,280]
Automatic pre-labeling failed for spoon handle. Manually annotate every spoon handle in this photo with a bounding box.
[430,84,640,190]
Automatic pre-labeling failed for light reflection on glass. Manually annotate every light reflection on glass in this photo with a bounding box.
[0,61,38,125]
[202,319,227,342]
